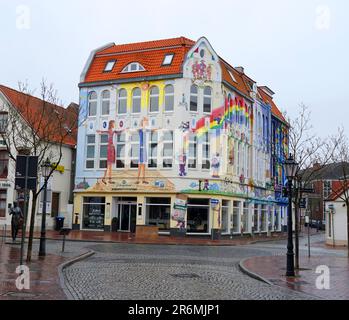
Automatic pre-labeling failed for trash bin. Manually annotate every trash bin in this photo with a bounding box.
[55,216,65,231]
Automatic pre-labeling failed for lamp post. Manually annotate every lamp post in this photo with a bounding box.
[39,158,51,257]
[284,154,298,277]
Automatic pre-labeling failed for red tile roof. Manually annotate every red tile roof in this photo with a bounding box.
[81,36,285,121]
[0,85,77,147]
[258,87,287,123]
[327,182,349,201]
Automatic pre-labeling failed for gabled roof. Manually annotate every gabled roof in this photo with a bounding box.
[258,87,286,123]
[327,181,349,201]
[303,162,349,182]
[0,84,77,147]
[83,37,195,84]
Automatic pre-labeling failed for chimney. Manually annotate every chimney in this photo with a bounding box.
[235,66,244,74]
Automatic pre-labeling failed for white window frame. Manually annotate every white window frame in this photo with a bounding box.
[101,90,110,116]
[116,132,126,169]
[149,86,160,113]
[104,60,116,72]
[201,132,210,170]
[118,89,128,114]
[162,130,174,169]
[164,85,174,112]
[190,85,198,112]
[148,131,158,169]
[122,62,145,73]
[88,92,97,117]
[203,86,212,114]
[86,134,96,169]
[188,133,198,170]
[132,88,142,114]
[99,134,108,169]
[162,54,174,66]
[130,132,140,169]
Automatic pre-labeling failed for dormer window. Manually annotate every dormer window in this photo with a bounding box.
[162,54,174,66]
[122,62,145,73]
[104,60,116,72]
[228,70,237,83]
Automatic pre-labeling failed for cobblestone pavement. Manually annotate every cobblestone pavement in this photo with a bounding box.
[63,242,319,300]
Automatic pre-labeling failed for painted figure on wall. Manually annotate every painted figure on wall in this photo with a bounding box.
[97,120,120,183]
[178,121,190,177]
[137,117,157,184]
[212,153,221,178]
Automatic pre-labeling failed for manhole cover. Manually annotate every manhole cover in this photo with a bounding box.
[4,292,40,298]
[170,273,201,279]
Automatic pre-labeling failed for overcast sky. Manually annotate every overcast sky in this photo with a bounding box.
[1,0,348,137]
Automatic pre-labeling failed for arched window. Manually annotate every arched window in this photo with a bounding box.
[203,86,212,113]
[132,88,141,114]
[164,85,174,112]
[101,90,110,115]
[122,62,145,73]
[88,92,97,117]
[118,89,127,114]
[149,86,159,113]
[190,85,198,112]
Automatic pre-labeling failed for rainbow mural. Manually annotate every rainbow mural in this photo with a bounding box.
[194,97,252,137]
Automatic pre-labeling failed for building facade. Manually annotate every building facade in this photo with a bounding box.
[0,85,77,231]
[74,37,289,238]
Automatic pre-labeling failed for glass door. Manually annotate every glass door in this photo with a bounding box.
[118,203,137,232]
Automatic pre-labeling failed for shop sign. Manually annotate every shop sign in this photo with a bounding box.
[174,198,187,211]
[210,199,220,209]
[0,182,11,188]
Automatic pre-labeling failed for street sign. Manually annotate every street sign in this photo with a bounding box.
[15,156,38,191]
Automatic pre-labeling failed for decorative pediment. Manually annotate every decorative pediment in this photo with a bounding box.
[183,37,222,86]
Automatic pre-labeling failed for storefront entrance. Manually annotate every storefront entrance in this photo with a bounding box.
[114,198,137,233]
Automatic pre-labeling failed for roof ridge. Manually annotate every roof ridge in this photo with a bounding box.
[0,84,66,111]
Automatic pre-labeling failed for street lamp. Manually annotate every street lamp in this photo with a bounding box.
[284,154,298,277]
[39,158,51,257]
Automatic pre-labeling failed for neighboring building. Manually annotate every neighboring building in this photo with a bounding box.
[74,36,288,238]
[302,162,349,222]
[0,85,77,231]
[325,184,349,247]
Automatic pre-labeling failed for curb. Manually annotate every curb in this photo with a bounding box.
[238,258,273,286]
[58,250,95,300]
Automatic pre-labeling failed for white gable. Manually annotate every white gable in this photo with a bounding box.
[183,37,222,85]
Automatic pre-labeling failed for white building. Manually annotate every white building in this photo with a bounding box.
[0,84,77,232]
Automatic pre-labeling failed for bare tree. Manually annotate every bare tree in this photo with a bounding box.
[0,80,77,261]
[284,103,338,269]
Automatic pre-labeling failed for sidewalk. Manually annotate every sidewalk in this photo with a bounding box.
[240,254,349,300]
[1,229,293,246]
[0,243,68,300]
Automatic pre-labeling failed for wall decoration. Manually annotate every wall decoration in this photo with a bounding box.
[211,153,221,178]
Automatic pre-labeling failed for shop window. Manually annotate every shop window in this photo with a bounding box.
[132,88,141,114]
[260,205,267,232]
[221,200,229,234]
[190,85,198,112]
[232,201,241,234]
[88,92,97,117]
[0,190,6,218]
[164,85,174,112]
[51,192,60,218]
[118,89,127,114]
[99,134,108,169]
[145,198,171,231]
[187,198,209,233]
[0,151,9,179]
[101,90,110,115]
[149,86,159,113]
[83,197,105,230]
[253,204,259,232]
[148,132,158,168]
[162,131,173,168]
[242,203,249,233]
[116,132,126,169]
[86,135,96,169]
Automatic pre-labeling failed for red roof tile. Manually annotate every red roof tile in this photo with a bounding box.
[0,85,77,147]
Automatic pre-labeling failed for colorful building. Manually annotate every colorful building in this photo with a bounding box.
[74,37,289,238]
